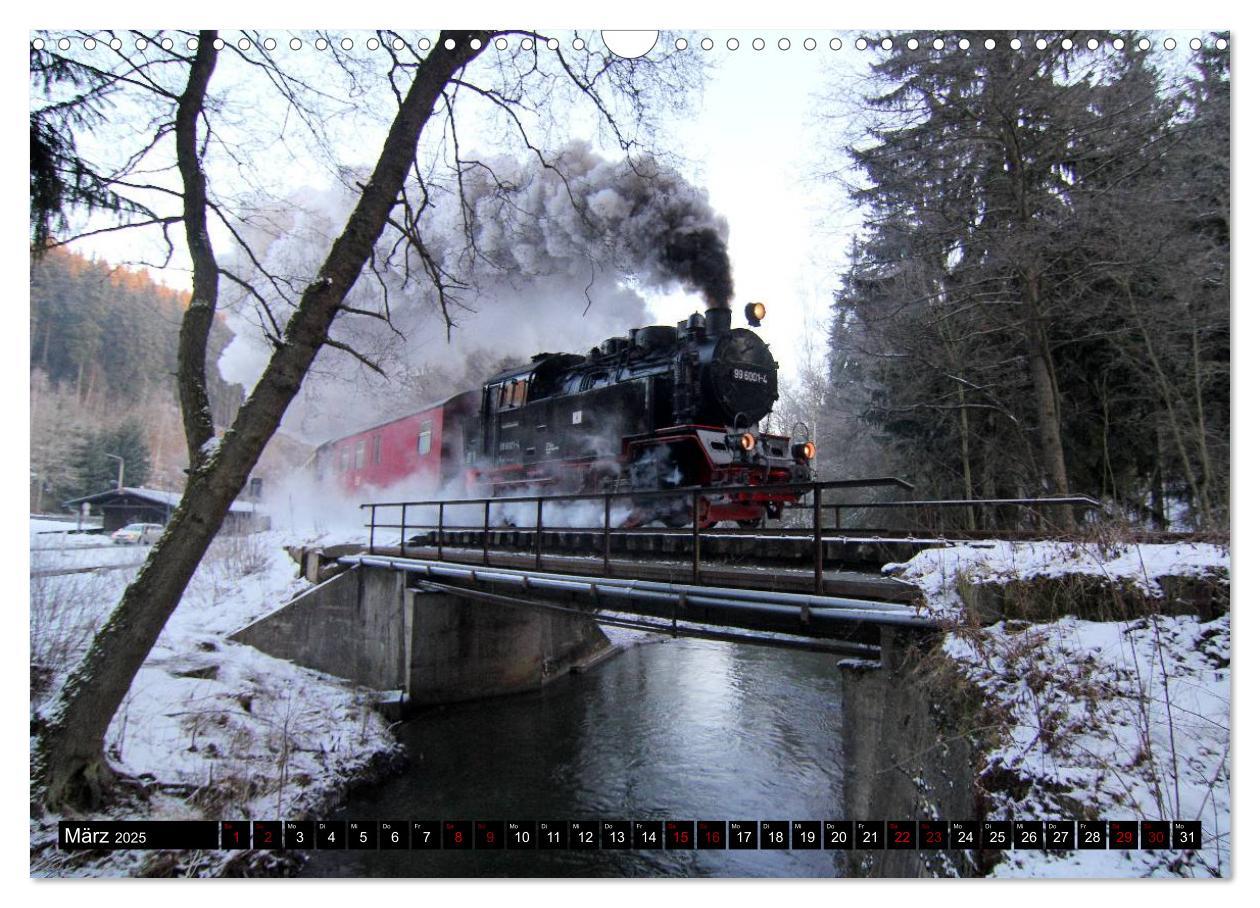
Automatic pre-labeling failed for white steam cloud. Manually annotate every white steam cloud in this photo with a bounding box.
[218,141,733,443]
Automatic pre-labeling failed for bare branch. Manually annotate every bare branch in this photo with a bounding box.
[323,337,387,376]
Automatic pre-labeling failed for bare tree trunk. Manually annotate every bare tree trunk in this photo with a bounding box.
[35,29,490,811]
[1099,378,1112,503]
[981,430,997,530]
[1125,282,1207,524]
[956,382,976,530]
[1023,275,1070,497]
[85,363,97,412]
[1002,123,1069,510]
[1190,326,1216,524]
[938,308,976,529]
[174,34,220,470]
[1151,431,1167,531]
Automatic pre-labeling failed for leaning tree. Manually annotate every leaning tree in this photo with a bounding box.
[31,28,699,810]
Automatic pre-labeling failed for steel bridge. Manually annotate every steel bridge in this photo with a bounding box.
[343,479,1101,657]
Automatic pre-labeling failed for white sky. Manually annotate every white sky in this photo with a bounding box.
[639,37,864,381]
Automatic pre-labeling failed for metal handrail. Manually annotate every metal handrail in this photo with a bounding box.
[783,495,1101,510]
[363,476,915,593]
[360,477,1098,595]
[780,494,1101,538]
[360,476,914,509]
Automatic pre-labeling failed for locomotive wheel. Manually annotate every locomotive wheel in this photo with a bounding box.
[737,518,763,530]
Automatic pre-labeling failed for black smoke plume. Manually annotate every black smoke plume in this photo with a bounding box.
[659,227,734,308]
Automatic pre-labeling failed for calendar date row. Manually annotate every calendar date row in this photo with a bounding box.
[59,819,1202,852]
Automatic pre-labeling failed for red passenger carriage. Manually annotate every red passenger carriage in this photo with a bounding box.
[313,391,478,494]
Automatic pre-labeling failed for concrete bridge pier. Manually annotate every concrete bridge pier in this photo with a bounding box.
[836,627,980,878]
[229,565,612,713]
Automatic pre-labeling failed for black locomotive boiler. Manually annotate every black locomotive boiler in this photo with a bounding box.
[465,303,816,526]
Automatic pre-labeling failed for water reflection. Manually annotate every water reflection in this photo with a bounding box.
[301,636,846,877]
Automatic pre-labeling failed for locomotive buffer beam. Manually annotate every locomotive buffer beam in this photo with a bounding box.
[341,553,937,657]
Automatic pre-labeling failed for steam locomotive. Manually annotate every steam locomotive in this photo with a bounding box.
[315,303,815,526]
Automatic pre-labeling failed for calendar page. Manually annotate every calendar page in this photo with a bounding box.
[27,5,1232,889]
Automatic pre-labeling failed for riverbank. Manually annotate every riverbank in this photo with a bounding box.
[29,525,403,877]
[839,538,1230,878]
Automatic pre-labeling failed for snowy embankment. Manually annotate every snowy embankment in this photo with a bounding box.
[888,540,1230,878]
[30,523,401,877]
[30,517,107,548]
[32,541,153,576]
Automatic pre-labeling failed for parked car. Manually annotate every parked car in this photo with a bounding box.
[111,523,163,545]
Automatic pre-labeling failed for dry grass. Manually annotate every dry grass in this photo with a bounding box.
[29,571,113,702]
[208,532,273,578]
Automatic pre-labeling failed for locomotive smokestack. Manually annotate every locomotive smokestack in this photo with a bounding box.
[705,307,732,335]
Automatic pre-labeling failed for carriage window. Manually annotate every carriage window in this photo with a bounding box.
[417,420,433,456]
[354,440,365,470]
[495,379,529,410]
[340,449,350,472]
[372,434,382,465]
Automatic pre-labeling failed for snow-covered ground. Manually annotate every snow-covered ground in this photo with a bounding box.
[887,540,1231,878]
[30,516,108,548]
[890,539,1229,620]
[32,540,153,576]
[30,521,401,877]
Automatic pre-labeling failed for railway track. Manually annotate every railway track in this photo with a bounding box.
[393,527,943,573]
[368,542,919,604]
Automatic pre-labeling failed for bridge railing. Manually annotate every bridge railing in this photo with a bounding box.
[360,478,1100,595]
[778,495,1103,536]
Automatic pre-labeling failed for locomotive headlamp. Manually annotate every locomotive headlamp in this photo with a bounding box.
[744,302,766,326]
[739,432,757,452]
[793,441,817,462]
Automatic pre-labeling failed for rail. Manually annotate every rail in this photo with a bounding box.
[360,479,1100,595]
